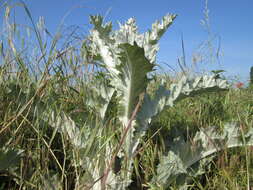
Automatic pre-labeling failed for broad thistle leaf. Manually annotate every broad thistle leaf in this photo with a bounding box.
[110,43,154,177]
[114,43,154,128]
[90,15,112,38]
[142,74,228,123]
[49,111,86,148]
[133,74,228,149]
[80,144,131,190]
[152,122,253,189]
[167,74,228,107]
[86,74,115,121]
[114,14,176,64]
[89,14,176,73]
[108,43,154,188]
[47,111,130,189]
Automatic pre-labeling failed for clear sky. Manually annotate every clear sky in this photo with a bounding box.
[1,0,252,82]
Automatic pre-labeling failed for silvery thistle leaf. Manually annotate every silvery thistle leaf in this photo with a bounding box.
[134,74,228,150]
[47,112,109,189]
[86,76,115,121]
[49,111,86,148]
[152,122,253,189]
[89,14,176,76]
[113,14,176,64]
[166,74,228,107]
[110,42,154,188]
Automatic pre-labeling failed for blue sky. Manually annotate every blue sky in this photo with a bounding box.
[1,0,252,82]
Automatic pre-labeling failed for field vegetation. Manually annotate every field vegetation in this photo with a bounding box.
[0,2,253,190]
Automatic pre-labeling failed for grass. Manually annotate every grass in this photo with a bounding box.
[0,2,253,190]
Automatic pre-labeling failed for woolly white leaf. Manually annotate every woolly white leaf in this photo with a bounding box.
[49,112,86,148]
[113,14,176,64]
[153,122,253,188]
[114,43,154,128]
[86,76,115,120]
[167,74,228,107]
[133,74,228,151]
[89,14,176,72]
[112,42,154,188]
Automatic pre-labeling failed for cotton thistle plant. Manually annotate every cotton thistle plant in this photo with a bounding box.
[46,14,253,190]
